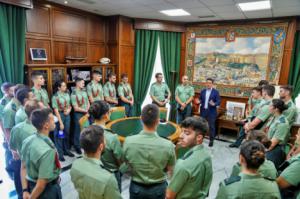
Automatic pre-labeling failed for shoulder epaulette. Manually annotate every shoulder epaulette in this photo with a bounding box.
[224,176,241,186]
[263,176,275,181]
[182,151,193,160]
[11,103,17,111]
[100,164,112,173]
[279,116,286,123]
[104,128,114,134]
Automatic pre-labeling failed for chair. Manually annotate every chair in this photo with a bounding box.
[159,107,168,121]
[79,114,90,131]
[110,106,126,121]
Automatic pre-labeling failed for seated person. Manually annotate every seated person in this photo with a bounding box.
[265,99,290,169]
[287,129,300,160]
[216,140,281,199]
[230,130,277,180]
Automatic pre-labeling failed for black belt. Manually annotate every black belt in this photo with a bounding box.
[132,180,166,187]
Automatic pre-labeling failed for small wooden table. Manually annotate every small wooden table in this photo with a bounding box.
[216,116,242,138]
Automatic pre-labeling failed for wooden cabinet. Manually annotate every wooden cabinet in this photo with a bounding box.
[25,63,116,94]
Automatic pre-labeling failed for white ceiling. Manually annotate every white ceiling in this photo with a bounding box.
[47,0,300,22]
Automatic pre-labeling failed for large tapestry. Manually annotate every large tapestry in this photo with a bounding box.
[185,23,288,97]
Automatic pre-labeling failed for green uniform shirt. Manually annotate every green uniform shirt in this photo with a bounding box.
[71,89,89,110]
[32,87,49,107]
[283,100,298,125]
[247,98,262,119]
[0,96,12,121]
[124,130,176,184]
[103,82,117,101]
[230,160,277,180]
[70,156,122,199]
[267,115,290,145]
[2,98,21,129]
[87,81,104,101]
[117,82,133,100]
[15,106,27,125]
[10,119,36,154]
[175,84,195,104]
[168,145,212,199]
[150,82,170,102]
[248,98,262,108]
[21,133,61,182]
[52,91,71,112]
[216,173,281,199]
[255,99,273,127]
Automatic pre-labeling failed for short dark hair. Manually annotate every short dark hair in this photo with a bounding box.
[252,86,262,94]
[121,73,128,79]
[75,77,84,83]
[240,140,265,170]
[181,117,209,136]
[141,104,159,127]
[16,87,31,105]
[80,125,104,154]
[30,108,52,131]
[92,70,102,75]
[31,71,43,80]
[24,99,40,118]
[206,78,214,83]
[88,100,110,120]
[108,73,116,78]
[155,73,162,78]
[280,85,293,96]
[247,130,271,149]
[272,99,288,113]
[14,84,26,96]
[262,85,275,97]
[1,82,14,93]
[258,80,269,87]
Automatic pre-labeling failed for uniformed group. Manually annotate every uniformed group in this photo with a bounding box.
[1,67,300,199]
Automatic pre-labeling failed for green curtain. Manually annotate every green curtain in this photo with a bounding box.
[288,31,300,100]
[0,3,26,88]
[133,30,159,116]
[159,31,181,121]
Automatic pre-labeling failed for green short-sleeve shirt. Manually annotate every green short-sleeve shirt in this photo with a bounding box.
[0,96,12,120]
[216,173,281,199]
[123,130,176,184]
[52,91,71,112]
[283,100,298,125]
[255,99,272,125]
[267,115,290,144]
[280,154,300,187]
[70,156,122,199]
[103,82,117,100]
[32,87,49,107]
[71,89,89,110]
[2,98,21,129]
[230,160,277,180]
[10,120,36,154]
[21,133,61,181]
[15,106,27,125]
[87,81,104,101]
[150,82,170,102]
[117,82,133,100]
[175,84,195,104]
[168,145,212,199]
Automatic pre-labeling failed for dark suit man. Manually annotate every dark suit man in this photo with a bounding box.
[199,78,220,147]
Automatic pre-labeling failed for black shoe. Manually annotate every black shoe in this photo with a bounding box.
[59,156,65,162]
[209,141,213,147]
[229,143,239,148]
[64,151,75,157]
[75,148,82,155]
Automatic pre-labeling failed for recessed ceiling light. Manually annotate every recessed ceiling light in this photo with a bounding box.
[237,0,271,11]
[160,9,190,16]
[64,1,68,4]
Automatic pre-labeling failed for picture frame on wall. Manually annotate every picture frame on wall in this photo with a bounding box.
[30,48,47,61]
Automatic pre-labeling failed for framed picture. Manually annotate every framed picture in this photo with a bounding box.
[30,48,47,61]
[71,69,91,81]
[226,101,246,120]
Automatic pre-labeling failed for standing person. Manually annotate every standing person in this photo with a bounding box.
[103,73,118,107]
[229,85,275,148]
[87,70,104,103]
[118,73,134,117]
[20,108,62,199]
[89,100,123,191]
[175,75,194,124]
[216,141,281,199]
[71,77,90,154]
[70,125,122,199]
[199,78,220,147]
[15,87,35,125]
[279,85,298,125]
[52,81,74,161]
[166,117,212,199]
[150,73,171,107]
[0,82,14,130]
[124,104,176,199]
[31,71,49,108]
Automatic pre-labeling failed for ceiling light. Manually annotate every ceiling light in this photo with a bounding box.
[237,0,271,11]
[160,9,190,16]
[64,1,68,4]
